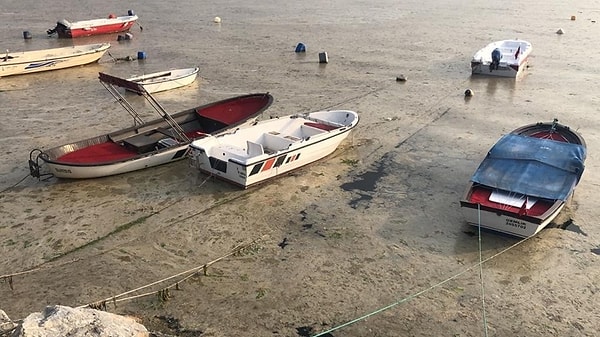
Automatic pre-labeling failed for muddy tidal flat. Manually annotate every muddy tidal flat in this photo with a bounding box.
[1,1,600,336]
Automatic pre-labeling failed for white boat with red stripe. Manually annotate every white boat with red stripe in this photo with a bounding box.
[189,110,359,188]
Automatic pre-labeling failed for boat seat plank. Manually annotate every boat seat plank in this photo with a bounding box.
[122,132,164,153]
[301,124,328,137]
[263,131,298,151]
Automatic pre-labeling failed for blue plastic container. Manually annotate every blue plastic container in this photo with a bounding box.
[128,9,135,16]
[137,51,147,60]
[295,43,306,53]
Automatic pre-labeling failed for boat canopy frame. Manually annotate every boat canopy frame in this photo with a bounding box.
[98,72,190,143]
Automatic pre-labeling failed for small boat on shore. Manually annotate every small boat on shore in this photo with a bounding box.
[189,110,359,188]
[471,39,532,78]
[29,73,273,179]
[460,119,586,238]
[126,67,200,94]
[47,11,138,38]
[0,43,110,77]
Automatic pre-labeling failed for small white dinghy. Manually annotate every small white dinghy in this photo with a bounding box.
[189,110,359,188]
[471,40,532,78]
[126,67,199,94]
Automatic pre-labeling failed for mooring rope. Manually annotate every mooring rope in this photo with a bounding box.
[77,237,264,310]
[313,226,533,337]
[0,173,30,194]
[477,204,489,337]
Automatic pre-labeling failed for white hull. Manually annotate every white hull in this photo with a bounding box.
[471,39,532,78]
[0,43,110,77]
[127,67,199,94]
[460,202,565,238]
[189,110,359,188]
[46,145,189,179]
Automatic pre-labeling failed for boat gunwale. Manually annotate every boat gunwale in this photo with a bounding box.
[128,67,199,84]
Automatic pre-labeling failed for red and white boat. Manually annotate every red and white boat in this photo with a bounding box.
[29,73,273,179]
[460,119,586,238]
[47,11,138,38]
[189,110,359,188]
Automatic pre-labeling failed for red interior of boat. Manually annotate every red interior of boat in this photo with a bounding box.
[198,98,267,125]
[530,131,568,142]
[56,130,202,164]
[304,122,337,131]
[469,186,552,216]
[57,142,136,164]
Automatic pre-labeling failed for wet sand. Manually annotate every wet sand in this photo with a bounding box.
[1,1,600,336]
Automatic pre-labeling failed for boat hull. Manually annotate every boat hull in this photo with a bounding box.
[53,15,138,38]
[460,183,567,238]
[45,145,190,179]
[459,120,586,238]
[0,43,110,77]
[189,110,359,188]
[470,61,528,78]
[37,93,273,179]
[127,67,200,94]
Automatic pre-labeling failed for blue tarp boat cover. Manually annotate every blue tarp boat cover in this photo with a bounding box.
[471,133,586,200]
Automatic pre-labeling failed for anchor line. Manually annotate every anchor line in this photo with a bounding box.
[313,218,533,337]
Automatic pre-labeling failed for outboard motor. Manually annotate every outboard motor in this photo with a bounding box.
[490,48,502,72]
[47,19,71,36]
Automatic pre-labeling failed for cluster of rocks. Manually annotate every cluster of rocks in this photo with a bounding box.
[0,305,169,337]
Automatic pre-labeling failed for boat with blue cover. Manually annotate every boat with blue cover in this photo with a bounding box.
[460,119,586,238]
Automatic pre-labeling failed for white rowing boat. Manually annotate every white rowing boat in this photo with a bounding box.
[0,43,110,77]
[126,67,200,94]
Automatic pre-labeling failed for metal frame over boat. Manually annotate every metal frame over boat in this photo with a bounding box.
[0,43,110,77]
[189,110,359,189]
[47,11,138,38]
[460,119,586,238]
[29,73,273,179]
[126,67,200,94]
[471,39,532,78]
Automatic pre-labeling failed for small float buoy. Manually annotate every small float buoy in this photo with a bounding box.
[556,28,565,34]
[108,13,116,19]
[295,43,306,53]
[214,16,221,23]
[396,75,407,82]
[137,51,147,60]
[23,31,32,39]
[570,15,576,21]
[464,89,474,97]
[318,52,328,64]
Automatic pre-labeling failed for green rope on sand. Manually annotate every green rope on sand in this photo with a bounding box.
[313,214,532,337]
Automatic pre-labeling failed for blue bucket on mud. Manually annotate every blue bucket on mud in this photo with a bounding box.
[137,51,147,60]
[295,43,306,53]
